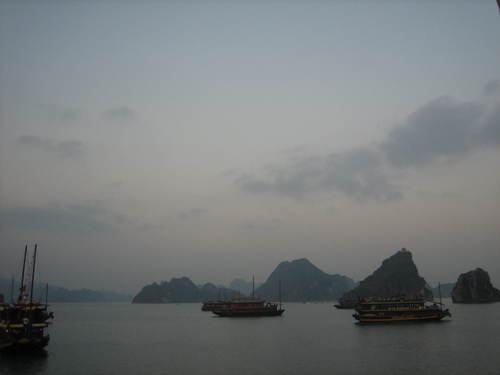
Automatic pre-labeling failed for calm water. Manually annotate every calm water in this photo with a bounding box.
[1,300,499,375]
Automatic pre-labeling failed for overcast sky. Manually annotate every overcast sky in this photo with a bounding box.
[1,1,499,294]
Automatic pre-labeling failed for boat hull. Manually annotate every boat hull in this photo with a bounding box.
[354,312,450,324]
[213,309,285,317]
[0,335,50,351]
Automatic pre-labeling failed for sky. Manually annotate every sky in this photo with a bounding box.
[1,1,499,294]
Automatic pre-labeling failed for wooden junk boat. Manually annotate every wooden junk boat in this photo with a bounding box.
[210,277,285,317]
[353,292,451,324]
[211,296,284,317]
[0,245,54,351]
[201,289,235,311]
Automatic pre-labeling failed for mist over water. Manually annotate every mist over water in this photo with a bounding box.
[1,301,499,375]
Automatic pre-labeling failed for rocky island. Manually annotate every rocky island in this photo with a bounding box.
[132,258,355,303]
[132,277,240,303]
[340,248,432,302]
[451,268,500,303]
[256,258,355,302]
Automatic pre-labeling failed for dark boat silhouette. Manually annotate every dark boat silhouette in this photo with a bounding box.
[212,297,284,317]
[211,277,285,317]
[0,245,54,351]
[352,287,451,324]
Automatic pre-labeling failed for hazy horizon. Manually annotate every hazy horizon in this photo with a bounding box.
[0,249,480,295]
[1,1,499,294]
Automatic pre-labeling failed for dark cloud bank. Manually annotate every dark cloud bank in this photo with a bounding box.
[483,79,500,97]
[0,204,128,233]
[17,135,85,159]
[177,208,208,221]
[235,81,500,201]
[102,106,136,122]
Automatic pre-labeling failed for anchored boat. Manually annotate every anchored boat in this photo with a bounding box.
[353,295,451,323]
[211,277,285,317]
[212,297,284,317]
[0,245,54,351]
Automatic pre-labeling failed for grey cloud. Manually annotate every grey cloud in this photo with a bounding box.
[381,96,483,167]
[484,79,500,97]
[236,148,402,202]
[55,140,85,158]
[236,155,322,198]
[53,108,81,123]
[415,190,463,201]
[382,94,500,167]
[0,204,114,233]
[479,104,500,146]
[17,135,85,159]
[240,217,281,231]
[323,149,402,202]
[43,105,82,124]
[234,82,500,202]
[177,208,208,221]
[17,134,50,147]
[103,106,136,121]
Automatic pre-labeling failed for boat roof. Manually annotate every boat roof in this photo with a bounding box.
[230,299,266,304]
[0,303,48,310]
[359,299,428,304]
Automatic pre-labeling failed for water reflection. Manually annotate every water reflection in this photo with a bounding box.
[0,350,49,375]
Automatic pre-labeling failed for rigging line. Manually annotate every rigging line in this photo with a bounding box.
[25,252,33,297]
[36,260,43,301]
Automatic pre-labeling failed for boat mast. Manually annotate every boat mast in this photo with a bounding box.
[10,275,15,303]
[45,283,49,307]
[438,282,442,311]
[28,244,37,337]
[29,244,37,307]
[279,279,282,310]
[252,275,255,298]
[19,244,28,301]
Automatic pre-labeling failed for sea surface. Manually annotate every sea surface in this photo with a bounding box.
[1,300,500,375]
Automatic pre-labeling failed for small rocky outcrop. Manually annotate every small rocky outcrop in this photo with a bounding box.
[341,248,432,300]
[451,268,500,303]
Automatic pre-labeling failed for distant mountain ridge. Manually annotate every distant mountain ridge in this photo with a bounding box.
[256,258,356,302]
[132,259,355,303]
[341,248,432,300]
[132,277,240,303]
[229,278,262,296]
[0,277,132,303]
